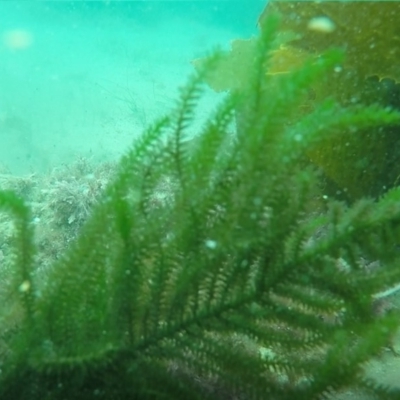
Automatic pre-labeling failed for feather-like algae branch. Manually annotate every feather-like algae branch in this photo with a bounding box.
[1,11,400,400]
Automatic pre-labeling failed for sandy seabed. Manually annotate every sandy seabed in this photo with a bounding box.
[0,3,244,175]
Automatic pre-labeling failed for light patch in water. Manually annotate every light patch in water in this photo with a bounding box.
[3,29,33,50]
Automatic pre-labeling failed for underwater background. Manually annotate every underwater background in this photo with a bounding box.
[0,0,266,174]
[2,1,400,398]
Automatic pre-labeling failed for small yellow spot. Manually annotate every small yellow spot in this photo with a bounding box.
[19,280,31,292]
[307,16,336,33]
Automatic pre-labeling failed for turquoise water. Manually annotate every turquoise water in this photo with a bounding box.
[0,1,266,174]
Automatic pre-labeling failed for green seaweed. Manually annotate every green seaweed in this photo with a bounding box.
[194,0,400,201]
[260,1,400,84]
[1,13,400,399]
[263,0,400,201]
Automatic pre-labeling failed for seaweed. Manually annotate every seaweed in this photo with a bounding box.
[1,12,400,400]
[194,0,400,201]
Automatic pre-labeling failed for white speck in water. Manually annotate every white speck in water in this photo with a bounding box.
[3,29,33,50]
[307,16,336,33]
[19,280,30,292]
[205,239,217,249]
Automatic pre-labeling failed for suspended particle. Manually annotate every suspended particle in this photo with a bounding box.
[19,280,31,292]
[307,16,336,33]
[3,29,33,50]
[205,239,217,249]
[334,65,343,73]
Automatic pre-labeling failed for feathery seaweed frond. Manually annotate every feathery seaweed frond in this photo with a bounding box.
[1,14,400,400]
[0,191,35,327]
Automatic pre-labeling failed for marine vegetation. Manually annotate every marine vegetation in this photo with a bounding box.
[1,12,400,400]
[194,0,400,202]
